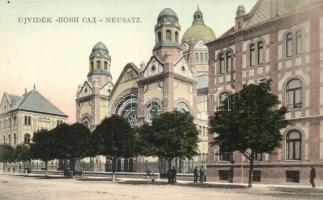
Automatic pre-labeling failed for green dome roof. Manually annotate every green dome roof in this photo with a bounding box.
[182,24,216,44]
[182,6,216,44]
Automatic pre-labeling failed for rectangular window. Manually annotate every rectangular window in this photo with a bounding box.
[28,116,31,126]
[219,170,230,181]
[195,53,199,63]
[24,116,28,126]
[253,170,261,182]
[200,53,204,63]
[286,170,300,183]
[254,152,263,161]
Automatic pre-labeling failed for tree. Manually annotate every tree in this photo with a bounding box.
[92,115,136,181]
[53,123,92,174]
[15,144,31,171]
[209,80,288,187]
[0,144,15,173]
[143,111,199,173]
[30,129,56,175]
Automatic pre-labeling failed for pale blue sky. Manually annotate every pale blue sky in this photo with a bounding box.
[0,0,257,121]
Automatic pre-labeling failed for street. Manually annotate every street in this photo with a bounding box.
[0,175,322,200]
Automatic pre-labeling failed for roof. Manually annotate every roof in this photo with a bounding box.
[14,90,67,117]
[182,24,216,44]
[158,8,178,19]
[92,41,108,52]
[197,74,208,89]
[181,7,216,44]
[5,93,21,105]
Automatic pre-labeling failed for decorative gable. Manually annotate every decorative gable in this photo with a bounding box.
[79,81,92,98]
[100,81,113,96]
[173,57,194,79]
[143,56,164,78]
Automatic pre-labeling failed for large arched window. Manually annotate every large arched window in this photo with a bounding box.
[219,53,225,74]
[286,79,302,109]
[116,94,138,128]
[257,41,264,64]
[286,32,293,57]
[24,134,31,145]
[8,135,11,145]
[166,30,172,41]
[249,43,256,67]
[286,131,301,160]
[145,102,162,123]
[81,117,90,129]
[295,30,302,55]
[175,102,190,113]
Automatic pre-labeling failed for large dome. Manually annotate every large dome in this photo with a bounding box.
[181,7,216,44]
[182,24,216,44]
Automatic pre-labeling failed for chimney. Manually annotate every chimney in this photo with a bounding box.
[25,88,27,94]
[33,84,36,91]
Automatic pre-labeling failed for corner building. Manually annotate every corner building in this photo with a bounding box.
[207,0,323,185]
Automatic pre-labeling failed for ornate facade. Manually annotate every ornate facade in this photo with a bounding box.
[76,7,216,172]
[207,0,323,185]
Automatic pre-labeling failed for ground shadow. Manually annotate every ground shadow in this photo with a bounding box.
[117,179,247,189]
[251,187,323,200]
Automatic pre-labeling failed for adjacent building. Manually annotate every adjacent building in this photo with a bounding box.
[207,0,323,185]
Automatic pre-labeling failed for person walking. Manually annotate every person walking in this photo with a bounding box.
[310,166,316,188]
[193,166,199,183]
[199,166,205,183]
[171,166,177,184]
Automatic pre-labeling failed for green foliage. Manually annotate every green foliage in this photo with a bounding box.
[136,123,157,156]
[15,144,31,162]
[0,144,15,163]
[209,79,288,187]
[93,115,136,163]
[141,111,199,161]
[53,123,93,160]
[30,129,56,163]
[210,80,288,155]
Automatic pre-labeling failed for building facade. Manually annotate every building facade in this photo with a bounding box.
[0,87,68,172]
[207,0,323,185]
[75,7,216,172]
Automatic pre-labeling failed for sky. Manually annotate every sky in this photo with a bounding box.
[0,0,257,122]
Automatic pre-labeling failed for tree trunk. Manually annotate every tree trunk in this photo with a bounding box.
[248,158,254,188]
[167,158,172,184]
[112,156,116,182]
[45,161,48,177]
[69,158,76,176]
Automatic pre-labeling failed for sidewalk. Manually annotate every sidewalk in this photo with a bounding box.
[1,173,322,190]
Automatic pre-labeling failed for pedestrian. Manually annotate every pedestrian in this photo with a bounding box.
[167,168,172,184]
[146,169,151,184]
[310,166,316,188]
[171,166,177,184]
[193,166,199,183]
[199,166,205,183]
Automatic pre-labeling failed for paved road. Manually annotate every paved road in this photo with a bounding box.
[0,175,322,200]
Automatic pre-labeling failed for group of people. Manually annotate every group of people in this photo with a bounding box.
[193,166,206,183]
